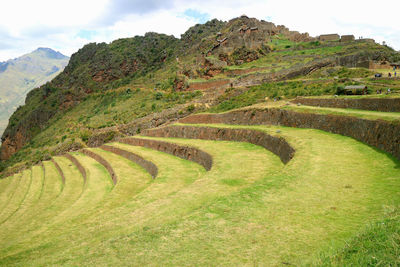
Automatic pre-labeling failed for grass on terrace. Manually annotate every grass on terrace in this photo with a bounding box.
[208,73,400,114]
[0,124,399,266]
[282,104,400,122]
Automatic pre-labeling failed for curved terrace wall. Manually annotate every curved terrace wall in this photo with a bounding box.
[180,109,400,161]
[64,154,87,183]
[82,149,117,185]
[120,137,213,171]
[51,159,65,185]
[101,145,158,179]
[292,97,400,112]
[142,125,294,164]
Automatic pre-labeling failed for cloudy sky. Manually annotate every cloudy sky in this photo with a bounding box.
[1,0,399,61]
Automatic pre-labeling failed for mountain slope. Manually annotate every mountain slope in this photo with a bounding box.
[1,16,400,171]
[0,48,69,137]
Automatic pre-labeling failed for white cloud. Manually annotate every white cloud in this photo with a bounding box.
[0,0,399,61]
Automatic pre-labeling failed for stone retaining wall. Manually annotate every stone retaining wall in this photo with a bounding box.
[64,154,87,183]
[225,67,270,76]
[188,79,232,91]
[120,137,213,171]
[180,109,400,161]
[82,149,117,185]
[143,125,294,164]
[101,145,158,179]
[292,97,400,112]
[231,58,335,88]
[51,158,65,184]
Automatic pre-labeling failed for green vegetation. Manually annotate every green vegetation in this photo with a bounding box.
[3,15,399,174]
[1,16,400,265]
[317,206,399,266]
[1,33,182,153]
[0,123,398,265]
[283,105,400,122]
[4,35,400,172]
[2,87,202,170]
[209,80,339,113]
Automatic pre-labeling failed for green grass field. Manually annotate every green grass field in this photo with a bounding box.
[0,118,398,266]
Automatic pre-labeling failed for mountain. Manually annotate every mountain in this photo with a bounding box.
[1,16,399,170]
[0,48,69,138]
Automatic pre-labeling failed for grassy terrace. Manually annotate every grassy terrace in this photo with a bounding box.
[302,94,400,99]
[282,105,400,122]
[0,121,398,265]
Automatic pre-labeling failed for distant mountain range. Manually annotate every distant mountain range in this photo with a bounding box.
[0,48,69,137]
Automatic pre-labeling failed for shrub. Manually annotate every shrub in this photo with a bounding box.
[187,104,195,112]
[336,86,345,95]
[80,130,91,142]
[154,92,163,100]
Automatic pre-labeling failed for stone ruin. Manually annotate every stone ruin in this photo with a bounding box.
[318,34,372,43]
[341,35,355,42]
[206,16,314,56]
[319,34,340,42]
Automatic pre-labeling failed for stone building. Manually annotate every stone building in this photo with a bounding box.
[319,34,340,41]
[341,35,355,42]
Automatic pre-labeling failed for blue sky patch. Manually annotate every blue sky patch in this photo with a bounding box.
[77,30,98,40]
[183,9,211,23]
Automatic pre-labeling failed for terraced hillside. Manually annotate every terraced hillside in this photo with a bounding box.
[0,100,399,266]
[3,15,400,173]
[1,15,400,266]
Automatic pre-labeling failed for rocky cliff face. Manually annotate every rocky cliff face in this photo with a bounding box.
[206,16,314,57]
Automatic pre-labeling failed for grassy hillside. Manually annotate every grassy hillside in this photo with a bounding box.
[0,16,399,265]
[2,38,399,173]
[0,48,69,137]
[0,122,398,265]
[3,16,399,169]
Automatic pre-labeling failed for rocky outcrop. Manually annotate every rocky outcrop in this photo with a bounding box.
[101,145,158,179]
[291,97,400,112]
[87,130,123,148]
[180,108,400,161]
[120,137,213,171]
[82,149,117,185]
[1,130,27,161]
[142,125,294,164]
[207,16,314,56]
